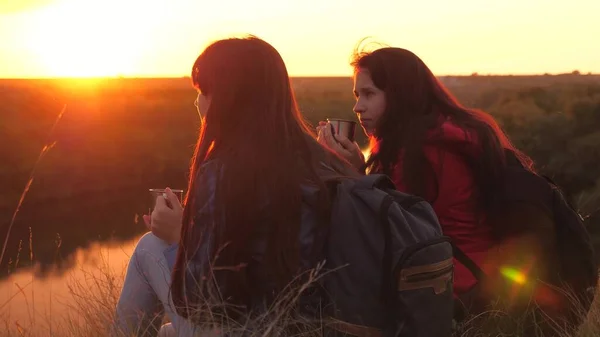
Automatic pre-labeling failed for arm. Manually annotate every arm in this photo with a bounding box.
[390,147,484,247]
[421,146,480,234]
[420,147,494,294]
[426,147,556,291]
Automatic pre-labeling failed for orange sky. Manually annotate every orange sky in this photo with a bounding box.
[1,0,598,78]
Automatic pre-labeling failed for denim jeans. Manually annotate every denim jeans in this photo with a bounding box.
[111,232,199,337]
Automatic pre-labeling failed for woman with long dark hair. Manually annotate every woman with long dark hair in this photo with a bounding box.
[113,36,357,336]
[170,35,359,322]
[318,46,556,320]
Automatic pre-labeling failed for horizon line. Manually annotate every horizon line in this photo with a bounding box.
[1,71,598,81]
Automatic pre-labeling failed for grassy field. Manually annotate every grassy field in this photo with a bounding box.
[0,74,599,335]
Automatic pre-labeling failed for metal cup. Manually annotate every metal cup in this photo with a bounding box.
[149,188,184,210]
[327,118,357,142]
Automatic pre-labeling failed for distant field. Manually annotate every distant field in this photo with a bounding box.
[0,75,599,278]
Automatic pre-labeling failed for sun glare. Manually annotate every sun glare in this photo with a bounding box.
[24,0,163,78]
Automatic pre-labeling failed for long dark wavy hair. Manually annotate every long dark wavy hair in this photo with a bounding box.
[352,46,534,214]
[170,36,356,320]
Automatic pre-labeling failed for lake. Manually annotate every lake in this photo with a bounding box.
[0,236,139,336]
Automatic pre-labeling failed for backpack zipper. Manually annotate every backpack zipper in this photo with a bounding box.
[402,263,454,283]
[397,258,454,294]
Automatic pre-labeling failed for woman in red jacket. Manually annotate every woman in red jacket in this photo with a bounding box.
[317,47,543,311]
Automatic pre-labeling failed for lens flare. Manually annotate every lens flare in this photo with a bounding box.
[500,266,527,285]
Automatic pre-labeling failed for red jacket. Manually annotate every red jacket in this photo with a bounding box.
[390,120,494,294]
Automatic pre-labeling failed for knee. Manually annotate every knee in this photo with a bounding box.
[129,232,173,275]
[134,232,170,256]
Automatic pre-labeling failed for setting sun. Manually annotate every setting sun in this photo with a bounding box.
[21,0,165,77]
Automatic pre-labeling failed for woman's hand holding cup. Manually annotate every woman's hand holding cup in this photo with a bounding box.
[144,187,184,245]
[317,120,365,172]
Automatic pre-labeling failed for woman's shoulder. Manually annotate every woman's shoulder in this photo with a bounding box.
[195,159,225,182]
[421,143,469,169]
[421,123,477,187]
[198,158,224,173]
[422,119,480,166]
[190,159,225,202]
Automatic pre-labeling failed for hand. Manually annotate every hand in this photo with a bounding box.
[143,187,183,245]
[317,121,365,171]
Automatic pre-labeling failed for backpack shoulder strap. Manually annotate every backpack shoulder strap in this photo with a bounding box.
[452,242,487,282]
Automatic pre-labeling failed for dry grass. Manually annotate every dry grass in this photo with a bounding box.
[0,247,323,337]
[0,238,598,337]
[455,299,600,337]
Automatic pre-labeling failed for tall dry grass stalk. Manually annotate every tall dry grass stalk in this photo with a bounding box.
[0,104,67,267]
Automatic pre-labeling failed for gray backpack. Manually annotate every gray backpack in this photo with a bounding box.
[317,174,454,337]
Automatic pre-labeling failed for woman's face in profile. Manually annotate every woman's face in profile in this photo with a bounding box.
[194,91,211,118]
[353,69,386,137]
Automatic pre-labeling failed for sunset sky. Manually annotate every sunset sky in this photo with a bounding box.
[1,0,598,78]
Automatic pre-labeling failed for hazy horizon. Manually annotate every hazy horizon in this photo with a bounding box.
[1,71,598,81]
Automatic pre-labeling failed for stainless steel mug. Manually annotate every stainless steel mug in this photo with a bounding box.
[149,188,184,210]
[327,118,357,142]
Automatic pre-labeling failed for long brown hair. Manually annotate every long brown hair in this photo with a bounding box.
[352,47,534,213]
[171,36,355,319]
